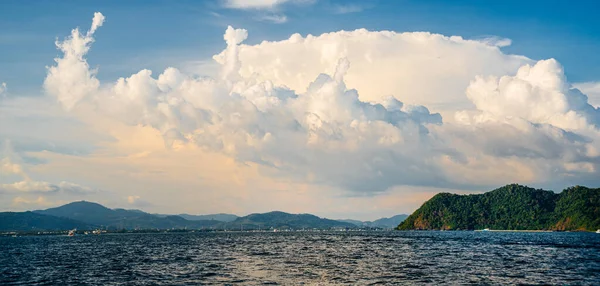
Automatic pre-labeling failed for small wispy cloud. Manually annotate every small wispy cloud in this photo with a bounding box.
[12,196,55,207]
[127,195,152,207]
[127,195,140,204]
[332,4,364,14]
[223,0,289,10]
[257,13,288,23]
[474,35,512,47]
[209,11,223,17]
[0,180,98,194]
[222,0,316,10]
[222,0,313,23]
[1,157,29,180]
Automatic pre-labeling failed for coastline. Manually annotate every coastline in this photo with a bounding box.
[474,229,555,232]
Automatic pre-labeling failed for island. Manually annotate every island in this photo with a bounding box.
[397,184,600,231]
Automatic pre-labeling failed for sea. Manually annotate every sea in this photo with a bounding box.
[1,231,599,285]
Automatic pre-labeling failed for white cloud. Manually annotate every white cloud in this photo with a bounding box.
[32,12,600,197]
[44,13,103,110]
[450,59,600,187]
[88,12,105,36]
[43,17,447,193]
[464,59,599,130]
[214,29,531,114]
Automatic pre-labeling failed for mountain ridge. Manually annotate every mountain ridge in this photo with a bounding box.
[154,213,239,222]
[2,201,379,231]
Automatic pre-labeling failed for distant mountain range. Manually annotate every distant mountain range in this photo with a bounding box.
[0,201,402,232]
[398,184,600,231]
[155,213,239,222]
[338,214,408,229]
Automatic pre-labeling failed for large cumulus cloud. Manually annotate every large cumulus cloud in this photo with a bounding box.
[213,29,532,113]
[465,59,599,130]
[42,12,600,194]
[451,59,600,188]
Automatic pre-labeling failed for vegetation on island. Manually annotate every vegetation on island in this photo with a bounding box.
[397,184,600,231]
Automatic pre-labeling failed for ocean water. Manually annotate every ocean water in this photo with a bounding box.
[1,231,599,285]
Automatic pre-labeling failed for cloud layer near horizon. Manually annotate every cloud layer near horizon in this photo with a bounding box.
[1,12,599,217]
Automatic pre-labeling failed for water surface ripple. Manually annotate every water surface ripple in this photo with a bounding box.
[1,231,599,285]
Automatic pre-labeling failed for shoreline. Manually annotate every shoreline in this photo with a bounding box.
[474,229,554,232]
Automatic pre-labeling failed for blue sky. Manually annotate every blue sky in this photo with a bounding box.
[1,0,599,95]
[1,0,600,218]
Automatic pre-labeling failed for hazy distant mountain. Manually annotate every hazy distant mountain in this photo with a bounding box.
[178,213,238,222]
[1,201,397,231]
[338,219,364,226]
[35,201,220,230]
[338,214,408,228]
[370,215,409,228]
[155,213,239,222]
[0,211,93,231]
[226,211,356,230]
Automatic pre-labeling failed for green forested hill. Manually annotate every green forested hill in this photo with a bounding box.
[553,186,600,230]
[397,184,600,231]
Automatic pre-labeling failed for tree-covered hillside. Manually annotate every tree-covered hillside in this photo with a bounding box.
[397,184,600,231]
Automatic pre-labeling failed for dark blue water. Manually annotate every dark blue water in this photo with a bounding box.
[1,231,599,285]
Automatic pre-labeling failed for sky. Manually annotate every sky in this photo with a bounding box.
[1,0,600,220]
